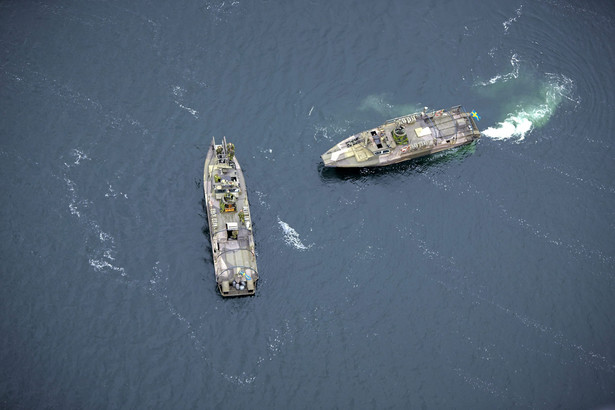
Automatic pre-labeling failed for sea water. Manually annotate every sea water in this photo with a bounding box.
[1,0,614,408]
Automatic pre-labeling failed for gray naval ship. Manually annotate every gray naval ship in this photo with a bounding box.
[203,137,258,297]
[321,105,480,168]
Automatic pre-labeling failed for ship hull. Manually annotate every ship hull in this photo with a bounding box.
[321,106,480,168]
[203,138,258,297]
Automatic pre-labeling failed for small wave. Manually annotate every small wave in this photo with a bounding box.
[104,182,128,199]
[220,372,256,386]
[172,85,185,97]
[253,190,270,209]
[204,0,242,23]
[477,54,520,86]
[65,174,126,275]
[89,258,127,276]
[257,147,275,161]
[482,73,576,142]
[171,84,199,118]
[502,5,523,34]
[64,177,81,218]
[278,218,313,250]
[174,100,199,119]
[70,149,90,166]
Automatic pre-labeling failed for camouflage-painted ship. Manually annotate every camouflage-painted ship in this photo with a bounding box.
[203,137,258,297]
[321,105,480,168]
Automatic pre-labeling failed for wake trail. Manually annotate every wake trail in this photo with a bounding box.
[2,64,150,136]
[60,149,213,361]
[453,367,531,408]
[419,171,614,271]
[397,215,615,376]
[489,142,615,195]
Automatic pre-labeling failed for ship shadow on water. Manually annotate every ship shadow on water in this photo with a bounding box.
[318,141,478,183]
[200,198,214,265]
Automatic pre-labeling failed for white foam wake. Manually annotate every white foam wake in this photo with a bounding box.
[482,73,575,142]
[277,218,312,250]
[482,113,533,141]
